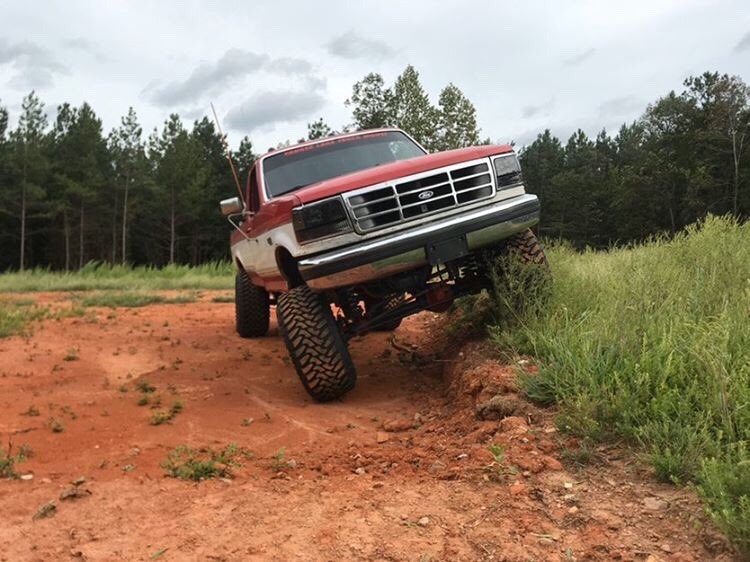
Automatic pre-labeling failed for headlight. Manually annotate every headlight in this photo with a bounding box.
[292,197,353,243]
[493,154,523,189]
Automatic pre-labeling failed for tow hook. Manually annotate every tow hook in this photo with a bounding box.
[425,283,453,312]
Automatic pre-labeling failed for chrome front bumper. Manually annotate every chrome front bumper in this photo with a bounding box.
[298,193,540,290]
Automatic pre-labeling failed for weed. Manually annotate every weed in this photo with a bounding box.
[136,396,149,407]
[161,443,249,481]
[63,348,79,361]
[49,418,65,433]
[118,384,128,393]
[271,448,289,471]
[0,441,31,478]
[488,443,505,464]
[211,294,234,303]
[135,380,156,393]
[21,405,40,417]
[149,400,184,425]
[561,439,596,468]
[149,410,172,425]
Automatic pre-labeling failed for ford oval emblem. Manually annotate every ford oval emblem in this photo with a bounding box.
[418,190,434,200]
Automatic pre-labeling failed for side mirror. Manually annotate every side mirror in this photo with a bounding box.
[220,196,243,216]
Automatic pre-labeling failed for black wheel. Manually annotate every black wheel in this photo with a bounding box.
[276,285,356,402]
[505,229,548,266]
[235,270,270,338]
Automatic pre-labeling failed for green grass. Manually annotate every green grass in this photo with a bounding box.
[149,401,184,425]
[78,292,197,308]
[0,300,40,337]
[489,216,749,553]
[0,442,32,479]
[161,443,251,481]
[0,261,233,292]
[0,299,85,338]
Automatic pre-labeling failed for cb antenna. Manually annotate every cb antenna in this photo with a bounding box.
[211,102,244,201]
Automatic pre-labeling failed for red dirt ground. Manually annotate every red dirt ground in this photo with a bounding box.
[0,292,737,562]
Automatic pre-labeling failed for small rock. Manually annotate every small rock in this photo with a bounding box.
[428,461,446,475]
[355,467,366,475]
[499,416,528,433]
[475,396,520,421]
[456,453,468,460]
[538,537,555,546]
[643,497,667,511]
[509,481,527,496]
[40,477,52,484]
[71,476,86,486]
[567,506,579,515]
[382,419,414,432]
[20,474,34,481]
[542,456,563,471]
[660,544,673,553]
[564,482,574,489]
[417,516,430,527]
[376,431,390,444]
[645,556,665,562]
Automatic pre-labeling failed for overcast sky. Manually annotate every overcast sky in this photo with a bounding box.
[1,0,749,151]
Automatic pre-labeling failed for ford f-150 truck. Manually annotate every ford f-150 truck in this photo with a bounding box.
[220,128,546,402]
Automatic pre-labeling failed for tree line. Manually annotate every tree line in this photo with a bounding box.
[0,66,747,271]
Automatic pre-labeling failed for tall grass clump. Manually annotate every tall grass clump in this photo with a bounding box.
[0,261,234,292]
[490,216,750,553]
[0,300,52,337]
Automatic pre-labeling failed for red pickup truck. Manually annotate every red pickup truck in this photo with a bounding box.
[220,128,546,401]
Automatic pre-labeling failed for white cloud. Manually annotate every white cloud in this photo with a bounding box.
[225,90,326,132]
[0,39,67,89]
[326,30,395,60]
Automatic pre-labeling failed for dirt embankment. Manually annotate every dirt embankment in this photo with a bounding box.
[0,293,735,561]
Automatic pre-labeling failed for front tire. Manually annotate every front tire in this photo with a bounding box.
[235,271,270,338]
[276,285,357,402]
[505,228,549,266]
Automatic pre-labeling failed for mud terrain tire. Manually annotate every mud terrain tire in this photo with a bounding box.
[505,229,548,266]
[277,285,356,402]
[235,271,270,338]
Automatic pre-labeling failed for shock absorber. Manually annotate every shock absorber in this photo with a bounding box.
[339,288,364,323]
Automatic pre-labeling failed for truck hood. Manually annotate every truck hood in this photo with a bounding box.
[291,145,513,204]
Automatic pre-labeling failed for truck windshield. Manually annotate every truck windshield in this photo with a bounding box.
[262,131,426,198]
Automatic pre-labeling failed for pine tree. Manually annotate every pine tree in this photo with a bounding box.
[109,108,146,264]
[9,92,48,271]
[234,136,256,183]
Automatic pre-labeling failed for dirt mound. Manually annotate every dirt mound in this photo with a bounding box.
[0,293,736,561]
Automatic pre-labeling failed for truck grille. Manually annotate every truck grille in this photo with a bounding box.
[344,161,495,233]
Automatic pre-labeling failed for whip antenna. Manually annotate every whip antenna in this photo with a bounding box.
[211,102,244,201]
